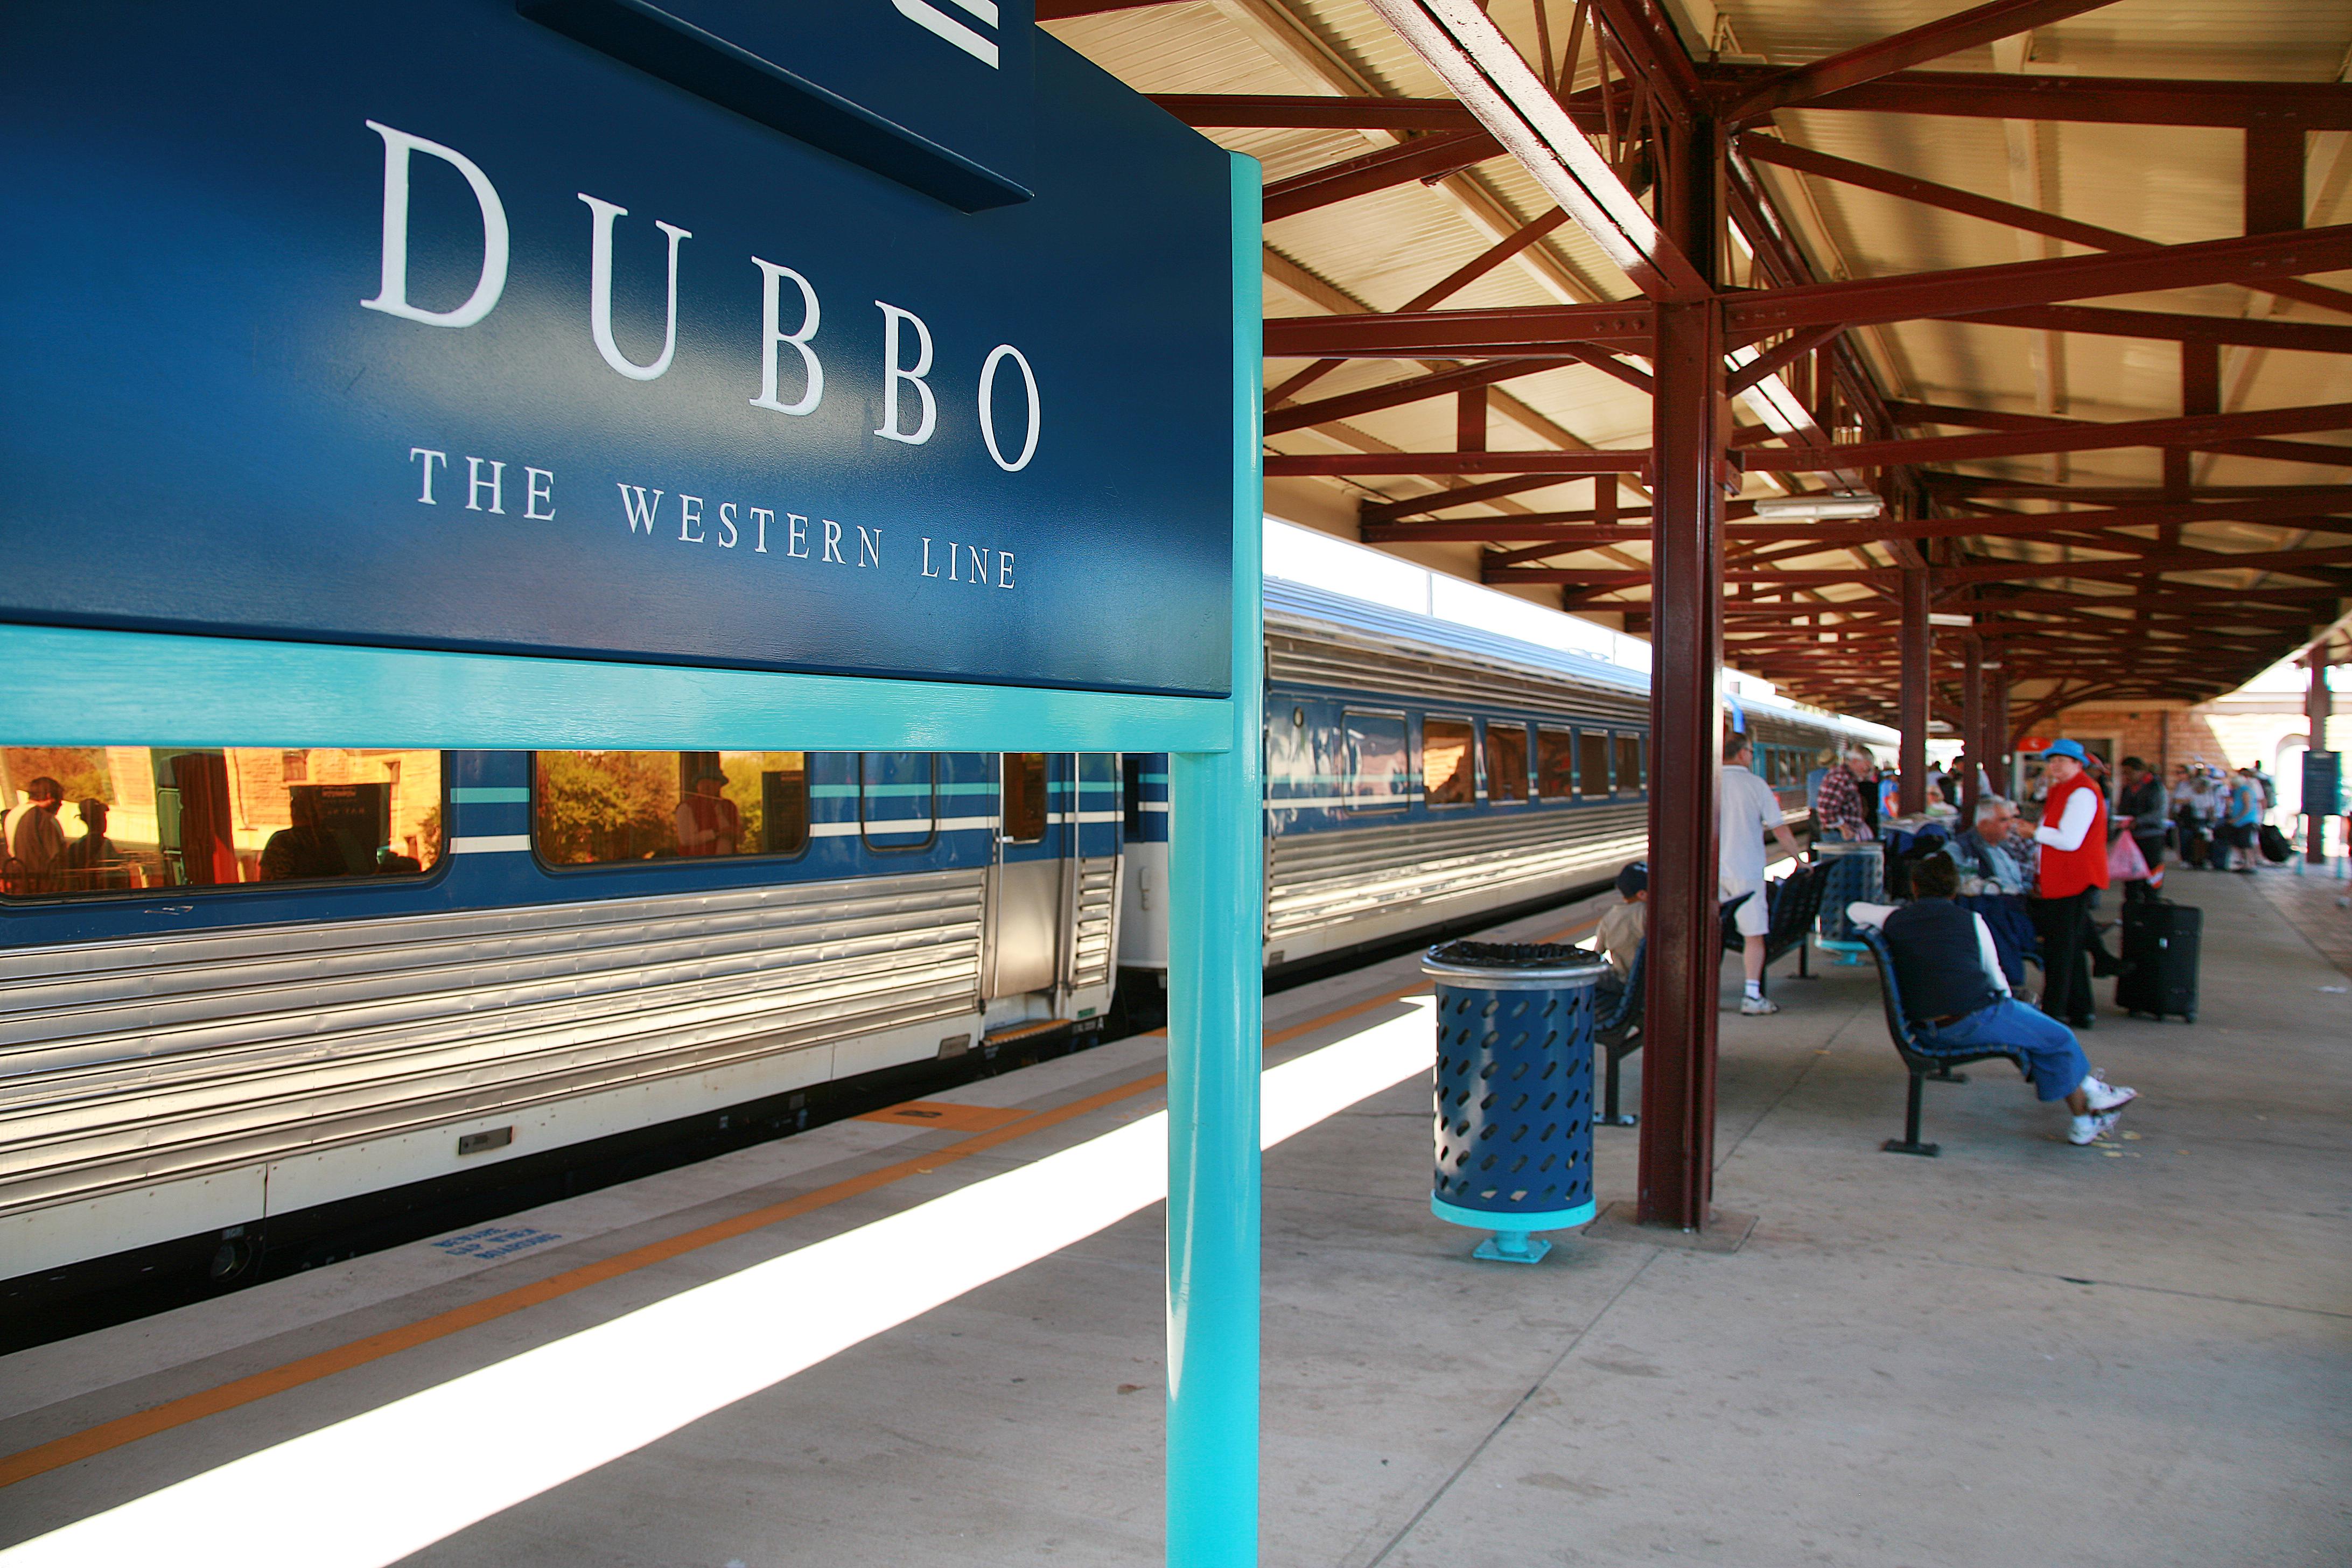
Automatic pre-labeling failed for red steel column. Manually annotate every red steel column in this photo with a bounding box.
[1961,634,1985,822]
[2309,650,2334,864]
[1638,112,1724,1231]
[1898,566,1930,816]
[1991,667,2013,796]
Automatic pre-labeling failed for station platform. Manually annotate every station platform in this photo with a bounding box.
[1,869,2345,1567]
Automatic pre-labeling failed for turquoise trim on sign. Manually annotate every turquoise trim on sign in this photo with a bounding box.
[1164,150,1264,1568]
[1431,1195,1598,1234]
[0,625,1234,754]
[448,787,531,804]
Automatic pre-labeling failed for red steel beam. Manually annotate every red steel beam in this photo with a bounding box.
[1358,474,1586,521]
[1270,208,1574,407]
[1485,541,2352,587]
[1262,131,1503,222]
[1263,302,1656,358]
[1738,136,2352,319]
[2246,126,2307,237]
[1922,479,2352,501]
[1886,400,2352,470]
[1565,344,1657,394]
[1727,324,1846,395]
[1266,450,1648,477]
[1264,358,1576,436]
[1934,543,2352,584]
[1957,304,2352,353]
[1693,65,2352,130]
[1725,222,2352,341]
[1744,401,2352,471]
[1721,0,2125,124]
[1368,0,1713,302]
[1450,499,2352,554]
[1588,0,1708,128]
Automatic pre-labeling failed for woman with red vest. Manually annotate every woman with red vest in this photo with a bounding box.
[2029,739,2110,1028]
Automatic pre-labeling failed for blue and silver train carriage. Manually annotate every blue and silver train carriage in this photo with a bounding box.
[1115,580,1894,993]
[0,578,1888,1310]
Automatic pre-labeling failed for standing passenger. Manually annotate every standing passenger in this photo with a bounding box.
[2115,757,2168,904]
[1720,734,1801,1017]
[2027,740,2109,1030]
[1816,746,1876,842]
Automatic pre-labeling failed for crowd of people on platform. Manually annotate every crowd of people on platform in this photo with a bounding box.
[1696,734,2203,1146]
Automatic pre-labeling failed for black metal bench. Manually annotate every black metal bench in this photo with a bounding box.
[1721,861,1832,996]
[1856,927,2029,1158]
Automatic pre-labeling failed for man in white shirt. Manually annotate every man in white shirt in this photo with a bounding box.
[1721,734,1801,1016]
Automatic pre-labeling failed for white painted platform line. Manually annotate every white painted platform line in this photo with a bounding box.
[0,1000,1439,1568]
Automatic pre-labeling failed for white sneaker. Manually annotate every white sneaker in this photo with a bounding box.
[1740,995,1780,1016]
[2081,1075,2138,1114]
[2068,1112,2120,1146]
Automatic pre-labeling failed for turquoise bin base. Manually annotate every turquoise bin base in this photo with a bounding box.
[1431,1195,1597,1265]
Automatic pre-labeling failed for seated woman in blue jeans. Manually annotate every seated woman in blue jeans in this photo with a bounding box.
[1850,854,2140,1146]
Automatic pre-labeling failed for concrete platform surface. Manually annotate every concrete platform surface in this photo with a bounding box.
[0,870,2344,1567]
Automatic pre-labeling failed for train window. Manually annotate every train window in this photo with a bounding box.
[1485,722,1530,804]
[1422,718,1475,808]
[1616,734,1646,793]
[535,751,808,864]
[1577,730,1612,797]
[1122,755,1145,836]
[0,745,444,897]
[1002,753,1048,843]
[1341,712,1411,810]
[1535,727,1574,799]
[859,753,937,851]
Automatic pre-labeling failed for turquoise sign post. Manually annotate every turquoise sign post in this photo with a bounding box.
[0,5,1264,1563]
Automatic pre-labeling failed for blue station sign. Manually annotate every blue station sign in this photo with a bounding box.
[0,1,1238,697]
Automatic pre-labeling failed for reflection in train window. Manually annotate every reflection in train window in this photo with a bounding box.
[1578,730,1612,797]
[1423,718,1475,808]
[1616,734,1646,794]
[0,745,443,897]
[534,751,807,864]
[1342,712,1411,810]
[1485,722,1530,803]
[1003,753,1048,843]
[1535,727,1574,800]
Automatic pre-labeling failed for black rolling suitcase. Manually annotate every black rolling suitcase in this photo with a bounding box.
[2116,900,2200,1023]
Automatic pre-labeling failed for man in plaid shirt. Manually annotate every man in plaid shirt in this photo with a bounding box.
[1816,747,1876,841]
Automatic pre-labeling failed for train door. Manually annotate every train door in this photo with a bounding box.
[983,751,1070,999]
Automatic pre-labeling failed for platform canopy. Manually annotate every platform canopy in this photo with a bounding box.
[1045,0,2352,731]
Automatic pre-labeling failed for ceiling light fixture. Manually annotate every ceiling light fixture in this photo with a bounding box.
[1749,493,1886,521]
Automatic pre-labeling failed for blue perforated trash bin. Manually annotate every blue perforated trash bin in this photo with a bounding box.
[1815,838,1883,964]
[1423,941,1606,1264]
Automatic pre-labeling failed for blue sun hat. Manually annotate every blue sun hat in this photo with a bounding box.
[2039,739,2088,762]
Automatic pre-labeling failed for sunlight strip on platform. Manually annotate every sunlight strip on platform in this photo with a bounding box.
[0,1000,1437,1568]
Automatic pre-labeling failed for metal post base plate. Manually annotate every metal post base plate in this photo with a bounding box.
[1881,1138,1941,1157]
[1473,1231,1552,1264]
